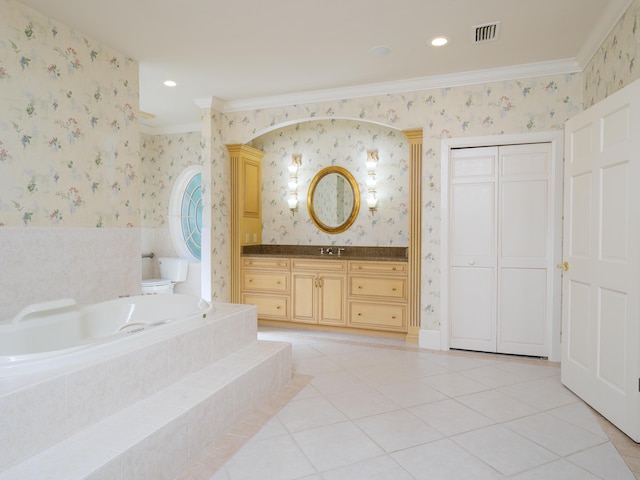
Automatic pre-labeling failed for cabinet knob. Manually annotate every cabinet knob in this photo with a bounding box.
[392,288,397,291]
[392,267,397,271]
[248,279,253,282]
[358,312,362,316]
[358,285,362,289]
[276,305,281,309]
[277,281,281,284]
[392,315,397,319]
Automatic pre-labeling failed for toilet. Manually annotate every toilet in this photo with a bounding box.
[141,257,189,294]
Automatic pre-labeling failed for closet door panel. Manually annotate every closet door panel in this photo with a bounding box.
[500,180,548,263]
[450,266,496,352]
[498,267,548,356]
[450,183,495,262]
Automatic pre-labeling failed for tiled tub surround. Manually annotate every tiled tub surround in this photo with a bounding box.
[242,244,408,261]
[0,302,292,479]
[0,227,142,322]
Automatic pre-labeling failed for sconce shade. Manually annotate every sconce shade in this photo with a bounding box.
[366,176,377,189]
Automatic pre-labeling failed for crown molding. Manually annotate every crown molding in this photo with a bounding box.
[193,96,225,111]
[575,0,633,68]
[219,58,581,113]
[139,122,202,135]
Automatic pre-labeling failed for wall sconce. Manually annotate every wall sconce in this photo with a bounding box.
[288,154,302,214]
[366,150,378,214]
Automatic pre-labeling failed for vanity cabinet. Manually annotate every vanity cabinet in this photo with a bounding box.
[348,261,408,332]
[240,252,409,336]
[291,258,347,326]
[241,257,290,320]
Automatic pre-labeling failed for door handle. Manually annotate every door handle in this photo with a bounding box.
[556,261,569,271]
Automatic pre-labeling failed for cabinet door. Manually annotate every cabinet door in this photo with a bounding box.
[242,271,289,293]
[349,301,406,331]
[291,271,316,323]
[318,274,346,325]
[242,293,289,320]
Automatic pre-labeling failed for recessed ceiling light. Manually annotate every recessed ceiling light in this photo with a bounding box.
[430,36,450,47]
[163,80,177,87]
[369,45,391,56]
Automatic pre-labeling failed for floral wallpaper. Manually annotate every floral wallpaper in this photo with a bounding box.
[206,110,231,301]
[584,0,640,106]
[251,119,410,246]
[2,0,638,324]
[222,74,584,330]
[0,1,141,320]
[140,131,204,228]
[0,1,139,228]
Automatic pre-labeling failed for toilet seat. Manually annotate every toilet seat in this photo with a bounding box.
[141,278,174,295]
[142,278,172,287]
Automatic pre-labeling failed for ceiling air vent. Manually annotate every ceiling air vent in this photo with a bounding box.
[473,22,500,43]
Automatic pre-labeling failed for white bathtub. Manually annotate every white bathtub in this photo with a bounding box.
[0,294,213,374]
[0,296,291,477]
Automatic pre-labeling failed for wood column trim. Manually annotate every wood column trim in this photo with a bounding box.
[228,145,242,304]
[404,129,423,343]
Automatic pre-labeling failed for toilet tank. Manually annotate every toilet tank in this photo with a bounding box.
[157,257,189,282]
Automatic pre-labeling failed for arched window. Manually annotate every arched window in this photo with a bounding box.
[169,166,202,262]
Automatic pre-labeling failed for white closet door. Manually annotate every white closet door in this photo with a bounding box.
[498,144,551,356]
[449,147,498,352]
[448,144,553,357]
[562,78,640,441]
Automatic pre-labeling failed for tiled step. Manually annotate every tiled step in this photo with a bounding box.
[0,340,291,480]
[0,302,259,471]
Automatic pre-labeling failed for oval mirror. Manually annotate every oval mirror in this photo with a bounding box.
[307,166,360,234]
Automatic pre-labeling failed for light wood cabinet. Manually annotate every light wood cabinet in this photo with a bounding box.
[241,257,290,320]
[348,261,408,332]
[292,259,346,326]
[241,255,408,336]
[228,144,265,303]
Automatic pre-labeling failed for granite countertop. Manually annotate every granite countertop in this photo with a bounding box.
[241,244,408,262]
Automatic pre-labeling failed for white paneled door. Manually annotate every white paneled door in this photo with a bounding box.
[449,143,554,357]
[561,78,640,441]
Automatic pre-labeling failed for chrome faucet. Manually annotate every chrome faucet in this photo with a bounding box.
[337,248,345,256]
[326,247,333,255]
[319,247,324,255]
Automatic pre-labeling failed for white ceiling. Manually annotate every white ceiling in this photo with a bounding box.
[18,0,632,132]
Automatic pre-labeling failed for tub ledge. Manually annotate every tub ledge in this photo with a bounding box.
[12,298,78,324]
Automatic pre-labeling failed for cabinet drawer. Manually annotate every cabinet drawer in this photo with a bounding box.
[349,276,407,300]
[349,261,407,275]
[242,271,289,293]
[242,257,290,270]
[349,301,406,331]
[242,293,289,320]
[291,258,346,272]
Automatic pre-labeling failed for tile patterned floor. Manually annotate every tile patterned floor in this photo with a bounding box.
[180,328,640,480]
